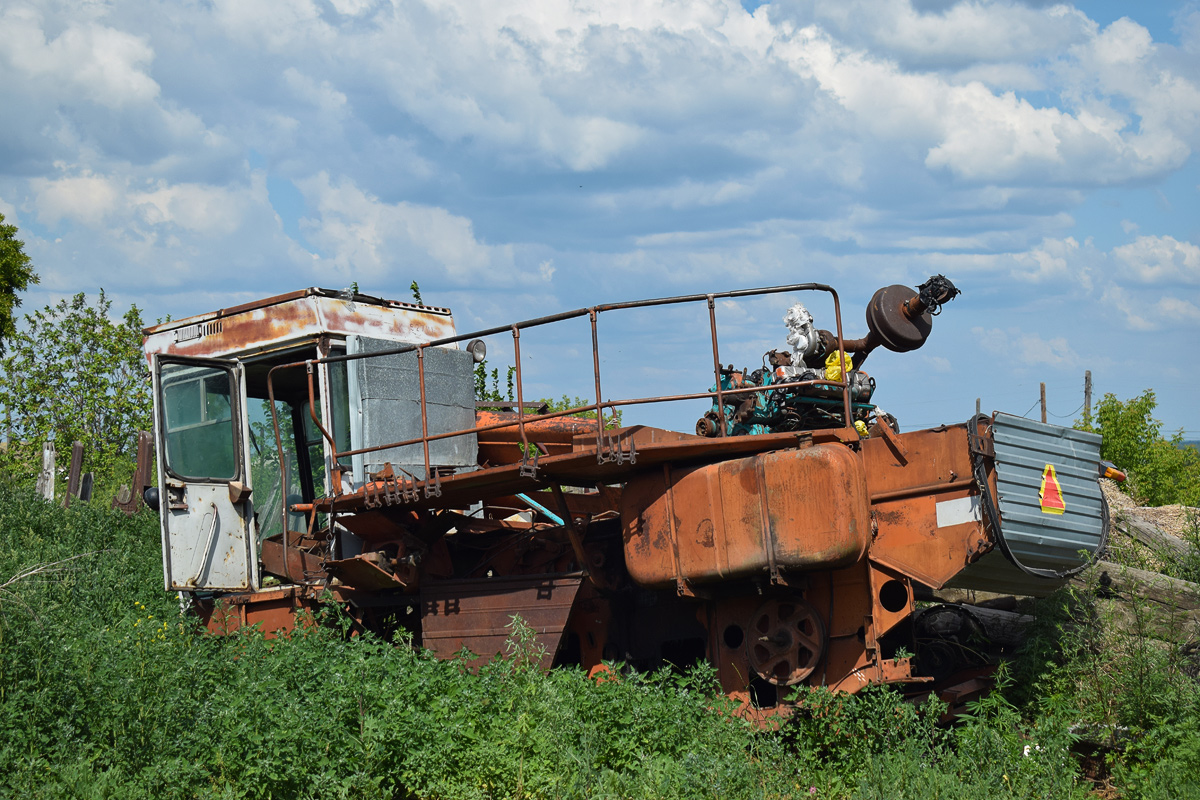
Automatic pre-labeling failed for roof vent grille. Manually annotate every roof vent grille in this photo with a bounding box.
[174,321,224,343]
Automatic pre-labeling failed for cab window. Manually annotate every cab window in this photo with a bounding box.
[160,363,239,481]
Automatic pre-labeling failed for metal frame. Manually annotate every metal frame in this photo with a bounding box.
[264,282,855,568]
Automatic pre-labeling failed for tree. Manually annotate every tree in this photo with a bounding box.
[0,291,151,497]
[0,213,39,354]
[1077,389,1200,506]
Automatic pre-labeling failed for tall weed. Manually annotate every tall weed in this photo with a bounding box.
[2,480,1185,799]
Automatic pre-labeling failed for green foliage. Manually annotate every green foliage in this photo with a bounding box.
[1077,389,1200,506]
[410,280,423,306]
[541,394,622,429]
[0,212,39,354]
[782,684,948,788]
[779,679,1091,800]
[0,482,788,799]
[4,479,1200,798]
[0,291,150,499]
[1010,575,1200,799]
[474,360,622,429]
[474,358,516,404]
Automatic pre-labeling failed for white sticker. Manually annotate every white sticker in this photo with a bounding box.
[936,495,981,528]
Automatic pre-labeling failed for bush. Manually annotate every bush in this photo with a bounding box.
[4,478,1196,799]
[0,481,789,799]
[1077,390,1200,506]
[0,291,150,501]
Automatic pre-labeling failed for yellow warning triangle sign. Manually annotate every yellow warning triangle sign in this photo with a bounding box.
[1040,464,1066,515]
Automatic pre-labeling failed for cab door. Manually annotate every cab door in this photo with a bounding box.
[153,355,258,591]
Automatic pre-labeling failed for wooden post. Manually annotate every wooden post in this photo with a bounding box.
[1084,370,1092,423]
[1040,383,1047,424]
[134,431,154,497]
[114,431,155,515]
[36,441,55,501]
[976,397,981,417]
[63,441,84,508]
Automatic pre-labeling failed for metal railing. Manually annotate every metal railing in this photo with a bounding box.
[265,282,855,572]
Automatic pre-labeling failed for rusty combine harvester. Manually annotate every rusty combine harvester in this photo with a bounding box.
[143,279,1109,708]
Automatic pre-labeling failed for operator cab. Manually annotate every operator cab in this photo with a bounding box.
[143,288,473,592]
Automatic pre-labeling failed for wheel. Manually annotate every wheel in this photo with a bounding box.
[748,597,827,685]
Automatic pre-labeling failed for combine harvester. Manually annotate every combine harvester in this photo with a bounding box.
[142,278,1111,708]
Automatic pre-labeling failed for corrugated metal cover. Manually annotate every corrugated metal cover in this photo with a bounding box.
[992,413,1104,573]
[348,337,478,480]
[946,550,1066,598]
[947,413,1105,597]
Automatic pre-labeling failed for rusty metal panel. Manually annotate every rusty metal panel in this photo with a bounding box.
[144,289,457,362]
[325,556,410,591]
[870,490,991,589]
[200,587,304,636]
[621,445,870,589]
[862,422,996,589]
[260,537,325,580]
[420,574,583,668]
[860,424,975,495]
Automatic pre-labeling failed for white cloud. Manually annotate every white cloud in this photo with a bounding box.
[972,326,1080,368]
[1008,236,1089,285]
[1099,284,1156,331]
[1,9,160,108]
[283,68,348,116]
[297,172,550,286]
[780,21,1193,183]
[31,170,262,237]
[30,171,121,228]
[1112,235,1200,284]
[773,0,1095,69]
[1156,296,1200,323]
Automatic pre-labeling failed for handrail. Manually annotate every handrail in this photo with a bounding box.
[265,282,853,563]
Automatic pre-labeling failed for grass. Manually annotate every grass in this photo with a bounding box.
[1,480,1198,799]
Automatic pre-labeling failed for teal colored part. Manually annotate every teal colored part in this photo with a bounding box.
[707,368,876,437]
[515,493,565,525]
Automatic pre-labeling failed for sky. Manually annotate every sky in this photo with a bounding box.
[1,0,1198,439]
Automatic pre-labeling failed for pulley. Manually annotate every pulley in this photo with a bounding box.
[747,597,827,686]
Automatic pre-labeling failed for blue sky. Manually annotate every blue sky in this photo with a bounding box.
[1,0,1198,439]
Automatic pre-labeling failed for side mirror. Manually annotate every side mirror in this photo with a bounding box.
[143,487,160,512]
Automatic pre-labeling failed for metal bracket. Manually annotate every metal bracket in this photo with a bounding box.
[520,448,540,479]
[676,576,697,598]
[363,473,425,507]
[967,415,994,458]
[597,432,637,466]
[423,470,442,499]
[364,481,382,509]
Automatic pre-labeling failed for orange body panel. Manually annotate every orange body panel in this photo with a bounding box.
[620,445,870,589]
[861,423,993,589]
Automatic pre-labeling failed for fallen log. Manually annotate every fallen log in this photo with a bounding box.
[1074,560,1200,642]
[1111,510,1194,561]
[1086,560,1200,612]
